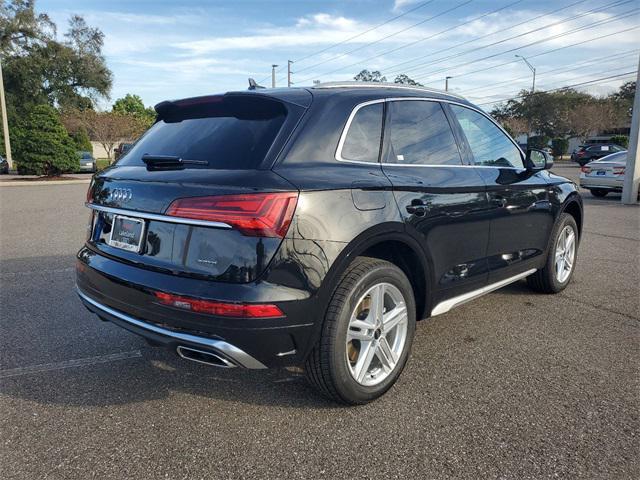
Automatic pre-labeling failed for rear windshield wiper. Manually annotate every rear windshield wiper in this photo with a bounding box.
[142,154,209,169]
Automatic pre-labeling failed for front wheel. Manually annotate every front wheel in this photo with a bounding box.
[305,257,416,405]
[527,213,578,293]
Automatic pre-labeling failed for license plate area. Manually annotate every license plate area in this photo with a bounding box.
[108,215,146,253]
[596,170,606,176]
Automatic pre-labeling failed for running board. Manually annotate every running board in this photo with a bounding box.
[430,269,537,316]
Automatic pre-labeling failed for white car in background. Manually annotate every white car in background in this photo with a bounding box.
[579,151,627,197]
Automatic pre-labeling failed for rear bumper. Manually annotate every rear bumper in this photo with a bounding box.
[77,288,267,368]
[579,175,623,191]
[76,247,318,368]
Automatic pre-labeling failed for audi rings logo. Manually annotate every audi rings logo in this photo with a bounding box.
[109,188,133,203]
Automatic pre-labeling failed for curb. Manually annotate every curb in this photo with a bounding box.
[0,179,91,187]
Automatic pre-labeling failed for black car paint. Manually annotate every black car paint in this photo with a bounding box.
[77,86,583,368]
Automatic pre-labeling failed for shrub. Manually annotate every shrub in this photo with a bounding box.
[551,137,569,157]
[70,127,93,153]
[14,105,79,176]
[609,135,629,148]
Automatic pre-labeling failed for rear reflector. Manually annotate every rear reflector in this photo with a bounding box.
[166,192,298,238]
[154,291,284,318]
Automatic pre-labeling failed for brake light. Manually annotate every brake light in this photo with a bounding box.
[577,151,585,157]
[581,166,591,174]
[86,185,93,203]
[154,291,284,318]
[613,167,625,175]
[166,192,298,238]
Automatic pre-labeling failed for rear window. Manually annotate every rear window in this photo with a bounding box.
[117,96,287,170]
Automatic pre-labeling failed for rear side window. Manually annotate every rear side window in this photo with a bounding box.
[383,100,462,166]
[118,97,286,170]
[450,104,524,169]
[339,103,383,163]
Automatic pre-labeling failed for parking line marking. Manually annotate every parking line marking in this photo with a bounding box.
[0,350,142,379]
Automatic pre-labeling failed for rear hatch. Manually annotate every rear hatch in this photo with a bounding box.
[85,91,310,283]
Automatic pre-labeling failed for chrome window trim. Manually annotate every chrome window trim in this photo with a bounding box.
[335,97,525,170]
[86,203,233,229]
[335,99,386,164]
[313,81,466,100]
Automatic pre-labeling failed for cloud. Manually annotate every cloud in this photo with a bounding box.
[393,0,422,12]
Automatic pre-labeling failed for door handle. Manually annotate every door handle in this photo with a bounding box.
[491,196,507,208]
[406,199,428,216]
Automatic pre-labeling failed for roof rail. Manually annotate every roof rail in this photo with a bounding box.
[311,81,465,99]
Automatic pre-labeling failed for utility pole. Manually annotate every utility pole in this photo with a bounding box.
[287,60,293,88]
[515,54,536,92]
[445,76,452,91]
[271,65,278,88]
[0,59,13,171]
[621,57,640,204]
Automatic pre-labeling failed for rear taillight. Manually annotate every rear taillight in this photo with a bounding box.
[166,192,298,238]
[581,166,591,174]
[86,185,93,203]
[154,291,284,318]
[613,167,625,175]
[577,151,585,157]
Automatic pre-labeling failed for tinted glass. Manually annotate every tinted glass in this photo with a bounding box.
[450,105,524,169]
[384,101,462,165]
[340,103,383,163]
[118,99,286,170]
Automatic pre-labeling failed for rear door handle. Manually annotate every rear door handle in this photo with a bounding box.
[491,196,507,208]
[406,199,428,216]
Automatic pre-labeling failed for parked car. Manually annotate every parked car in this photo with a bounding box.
[571,144,625,166]
[77,151,96,173]
[76,83,583,404]
[579,151,627,197]
[0,155,8,174]
[114,142,133,161]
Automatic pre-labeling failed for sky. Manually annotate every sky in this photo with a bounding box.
[38,0,639,110]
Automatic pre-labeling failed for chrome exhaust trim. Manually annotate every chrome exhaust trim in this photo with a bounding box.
[176,346,236,368]
[76,287,267,369]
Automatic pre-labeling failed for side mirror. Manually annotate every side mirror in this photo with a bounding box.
[526,148,553,171]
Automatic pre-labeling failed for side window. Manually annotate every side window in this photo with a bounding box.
[339,103,383,163]
[383,100,462,166]
[450,104,524,169]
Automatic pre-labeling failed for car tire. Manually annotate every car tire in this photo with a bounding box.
[304,256,416,405]
[527,213,579,294]
[590,189,608,197]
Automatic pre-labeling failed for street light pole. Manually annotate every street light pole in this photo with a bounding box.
[621,56,640,204]
[287,60,293,88]
[271,64,278,88]
[0,59,13,171]
[515,54,536,92]
[445,76,452,92]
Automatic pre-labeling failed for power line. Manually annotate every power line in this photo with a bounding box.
[461,49,640,96]
[299,0,591,83]
[475,70,638,108]
[291,0,473,78]
[417,25,639,84]
[258,0,437,84]
[404,0,635,79]
[411,6,639,82]
[295,0,524,84]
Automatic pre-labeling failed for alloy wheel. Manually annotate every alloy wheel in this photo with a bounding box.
[555,225,576,283]
[345,282,409,387]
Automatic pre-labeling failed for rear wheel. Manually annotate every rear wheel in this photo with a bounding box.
[527,213,578,293]
[590,189,608,197]
[305,257,416,404]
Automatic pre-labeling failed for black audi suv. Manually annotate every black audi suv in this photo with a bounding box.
[76,82,583,404]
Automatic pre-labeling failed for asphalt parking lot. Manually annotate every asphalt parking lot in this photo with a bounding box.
[1,164,638,479]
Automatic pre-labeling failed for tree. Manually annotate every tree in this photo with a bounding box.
[113,94,156,129]
[63,110,145,160]
[1,2,112,115]
[354,69,386,82]
[393,74,422,86]
[13,104,78,175]
[70,127,92,153]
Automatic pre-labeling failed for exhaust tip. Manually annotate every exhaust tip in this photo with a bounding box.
[176,346,236,368]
